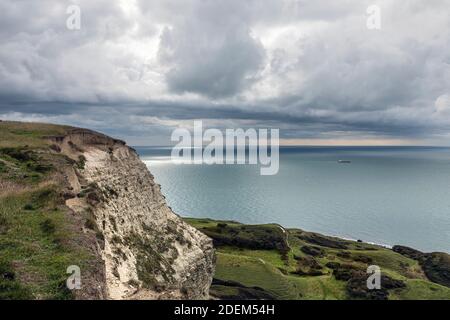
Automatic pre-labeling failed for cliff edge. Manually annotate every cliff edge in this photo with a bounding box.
[0,121,214,299]
[55,129,215,299]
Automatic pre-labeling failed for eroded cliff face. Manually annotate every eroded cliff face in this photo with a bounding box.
[54,129,214,299]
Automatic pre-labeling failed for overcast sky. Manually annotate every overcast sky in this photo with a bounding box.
[1,0,450,145]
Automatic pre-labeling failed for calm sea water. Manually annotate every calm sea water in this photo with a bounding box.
[136,146,450,253]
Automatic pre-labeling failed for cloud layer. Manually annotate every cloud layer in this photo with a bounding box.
[1,0,450,145]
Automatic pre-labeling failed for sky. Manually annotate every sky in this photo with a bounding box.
[1,0,450,146]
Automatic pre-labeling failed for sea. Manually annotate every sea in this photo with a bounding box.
[135,146,450,253]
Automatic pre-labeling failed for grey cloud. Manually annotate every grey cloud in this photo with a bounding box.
[157,1,266,98]
[1,0,450,145]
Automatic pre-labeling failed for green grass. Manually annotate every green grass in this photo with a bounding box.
[0,187,90,299]
[215,252,300,299]
[0,121,70,149]
[185,217,450,300]
[0,147,55,185]
[352,250,422,279]
[184,217,241,229]
[390,279,450,300]
[0,122,107,299]
[220,247,291,270]
[214,251,348,300]
[285,274,347,300]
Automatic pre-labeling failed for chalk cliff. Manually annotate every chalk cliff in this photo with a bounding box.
[53,129,215,299]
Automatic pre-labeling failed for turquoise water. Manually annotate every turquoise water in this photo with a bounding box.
[136,146,450,253]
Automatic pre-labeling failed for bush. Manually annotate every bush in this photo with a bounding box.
[300,245,324,257]
[337,251,351,259]
[325,262,341,270]
[40,219,56,234]
[291,256,324,276]
[346,272,405,300]
[85,218,97,230]
[52,279,75,300]
[419,253,450,287]
[23,204,34,211]
[0,148,37,162]
[0,215,8,234]
[0,260,33,300]
[28,163,53,173]
[77,155,86,169]
[0,161,6,173]
[0,279,33,300]
[299,233,348,249]
[331,263,363,281]
[200,224,289,253]
[353,254,373,264]
[128,279,140,288]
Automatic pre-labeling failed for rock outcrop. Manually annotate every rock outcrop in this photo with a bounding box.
[52,129,214,299]
[393,245,450,288]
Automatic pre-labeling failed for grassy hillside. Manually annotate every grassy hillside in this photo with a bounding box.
[185,218,450,300]
[0,121,103,299]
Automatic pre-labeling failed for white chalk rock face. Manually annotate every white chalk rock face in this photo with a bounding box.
[60,129,214,300]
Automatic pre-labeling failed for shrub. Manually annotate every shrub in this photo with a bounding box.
[23,204,34,211]
[0,161,6,173]
[291,256,324,276]
[337,251,351,259]
[96,231,105,242]
[300,245,324,257]
[84,218,97,230]
[53,279,75,300]
[109,216,118,232]
[180,286,189,295]
[77,155,86,169]
[200,224,289,253]
[29,163,53,173]
[40,219,56,234]
[299,233,348,249]
[0,260,33,300]
[325,262,341,270]
[0,215,8,234]
[353,254,373,264]
[419,253,450,287]
[111,235,122,244]
[128,279,140,288]
[0,148,36,162]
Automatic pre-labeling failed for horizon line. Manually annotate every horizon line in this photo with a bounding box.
[131,144,449,148]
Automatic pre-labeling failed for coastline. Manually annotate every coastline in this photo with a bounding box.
[184,217,450,300]
[2,121,449,300]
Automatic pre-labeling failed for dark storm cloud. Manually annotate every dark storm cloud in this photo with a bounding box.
[159,25,265,98]
[156,0,266,98]
[1,0,450,145]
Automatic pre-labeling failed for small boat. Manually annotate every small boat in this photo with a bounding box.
[338,160,351,164]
